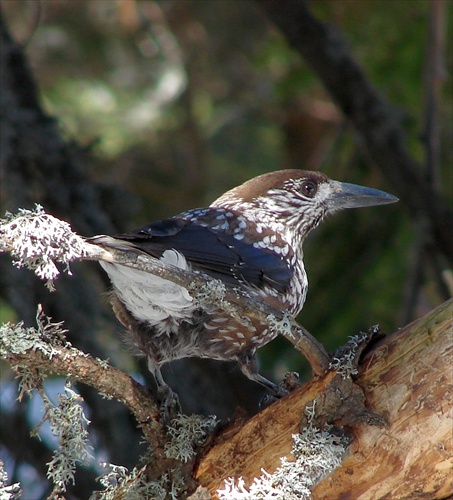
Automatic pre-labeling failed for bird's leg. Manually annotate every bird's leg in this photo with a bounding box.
[239,353,288,398]
[276,318,330,376]
[111,296,180,423]
[151,362,181,427]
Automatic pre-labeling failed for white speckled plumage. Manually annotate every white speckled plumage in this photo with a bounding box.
[96,169,397,397]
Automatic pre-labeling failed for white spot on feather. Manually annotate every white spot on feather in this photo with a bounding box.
[161,249,190,270]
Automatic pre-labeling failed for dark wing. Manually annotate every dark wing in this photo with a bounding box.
[113,217,291,293]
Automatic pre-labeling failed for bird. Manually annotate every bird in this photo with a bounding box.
[92,169,398,408]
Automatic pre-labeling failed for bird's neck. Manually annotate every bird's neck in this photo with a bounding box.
[212,199,308,254]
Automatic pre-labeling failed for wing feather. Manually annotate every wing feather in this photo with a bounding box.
[114,216,290,293]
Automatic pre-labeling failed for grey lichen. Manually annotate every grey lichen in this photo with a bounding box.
[164,414,218,463]
[0,205,87,289]
[0,460,21,500]
[266,312,293,339]
[91,464,184,500]
[189,277,227,305]
[93,414,219,499]
[38,383,93,493]
[0,305,70,362]
[329,328,379,379]
[1,307,93,494]
[217,401,348,500]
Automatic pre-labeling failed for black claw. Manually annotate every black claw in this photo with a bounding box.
[259,394,278,410]
[157,385,181,428]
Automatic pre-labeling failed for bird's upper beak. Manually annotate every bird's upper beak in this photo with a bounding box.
[327,180,399,211]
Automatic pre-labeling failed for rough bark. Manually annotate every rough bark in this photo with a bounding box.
[195,299,453,499]
[314,299,453,499]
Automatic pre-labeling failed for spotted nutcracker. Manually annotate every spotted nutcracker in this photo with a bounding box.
[94,169,397,402]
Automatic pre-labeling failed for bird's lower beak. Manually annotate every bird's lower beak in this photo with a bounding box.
[327,180,399,211]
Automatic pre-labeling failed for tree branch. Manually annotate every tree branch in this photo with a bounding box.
[0,311,204,496]
[0,207,331,376]
[257,0,453,263]
[0,320,165,455]
[195,299,452,498]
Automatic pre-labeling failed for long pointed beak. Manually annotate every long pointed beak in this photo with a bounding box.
[327,180,399,211]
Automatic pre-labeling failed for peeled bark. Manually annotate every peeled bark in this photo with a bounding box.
[314,299,452,499]
[195,299,453,499]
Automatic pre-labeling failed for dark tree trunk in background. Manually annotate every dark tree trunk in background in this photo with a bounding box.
[0,9,143,492]
[258,0,453,265]
[0,9,258,497]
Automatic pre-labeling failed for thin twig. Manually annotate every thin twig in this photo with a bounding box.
[0,207,330,375]
[1,334,166,455]
[87,236,331,375]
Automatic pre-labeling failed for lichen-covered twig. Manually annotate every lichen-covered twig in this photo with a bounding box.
[0,206,330,375]
[39,383,93,494]
[0,308,166,454]
[1,307,221,498]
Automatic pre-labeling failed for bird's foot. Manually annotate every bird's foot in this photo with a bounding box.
[281,371,301,391]
[157,385,181,428]
[259,394,278,409]
[259,372,299,409]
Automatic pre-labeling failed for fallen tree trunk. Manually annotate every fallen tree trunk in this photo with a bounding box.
[195,299,452,499]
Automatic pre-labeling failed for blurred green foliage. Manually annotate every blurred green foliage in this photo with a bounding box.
[3,0,451,377]
[0,299,17,324]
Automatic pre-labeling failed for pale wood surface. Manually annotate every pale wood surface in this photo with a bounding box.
[313,299,452,499]
[195,300,453,499]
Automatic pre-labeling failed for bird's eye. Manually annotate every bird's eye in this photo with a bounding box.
[301,180,318,198]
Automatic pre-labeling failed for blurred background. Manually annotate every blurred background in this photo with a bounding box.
[0,0,451,498]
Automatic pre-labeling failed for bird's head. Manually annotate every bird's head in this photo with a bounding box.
[213,169,398,239]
